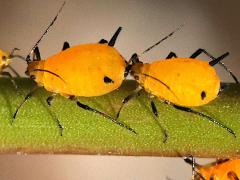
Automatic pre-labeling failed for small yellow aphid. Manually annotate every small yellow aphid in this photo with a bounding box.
[0,49,11,71]
[13,2,135,135]
[117,27,238,142]
[0,48,24,88]
[185,157,240,180]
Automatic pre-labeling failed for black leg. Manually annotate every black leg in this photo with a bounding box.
[7,65,20,77]
[190,49,238,83]
[190,48,229,66]
[108,27,122,47]
[46,93,57,106]
[116,86,142,119]
[46,107,64,136]
[71,97,136,134]
[183,157,205,180]
[150,100,168,143]
[190,48,229,67]
[166,52,178,59]
[13,86,40,123]
[62,41,70,50]
[208,52,229,66]
[173,104,236,138]
[150,100,158,117]
[1,71,18,89]
[218,62,239,84]
[76,101,136,134]
[99,39,108,44]
[190,48,216,59]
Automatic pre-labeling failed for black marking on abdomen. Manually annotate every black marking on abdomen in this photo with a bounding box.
[104,76,114,84]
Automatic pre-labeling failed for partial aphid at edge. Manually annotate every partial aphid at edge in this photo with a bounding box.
[184,157,240,180]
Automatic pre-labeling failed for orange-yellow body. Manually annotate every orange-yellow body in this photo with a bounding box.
[0,49,11,72]
[197,159,240,180]
[27,43,126,97]
[131,58,220,106]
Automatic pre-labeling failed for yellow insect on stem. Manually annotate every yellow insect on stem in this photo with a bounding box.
[117,27,238,142]
[185,158,240,180]
[27,43,126,97]
[13,2,136,135]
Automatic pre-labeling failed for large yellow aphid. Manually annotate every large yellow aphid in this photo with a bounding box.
[131,58,220,107]
[185,157,240,180]
[13,2,135,135]
[117,27,238,142]
[27,43,126,97]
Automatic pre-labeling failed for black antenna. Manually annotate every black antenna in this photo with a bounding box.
[26,1,66,62]
[142,24,184,55]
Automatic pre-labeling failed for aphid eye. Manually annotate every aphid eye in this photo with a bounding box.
[201,91,206,100]
[2,56,7,61]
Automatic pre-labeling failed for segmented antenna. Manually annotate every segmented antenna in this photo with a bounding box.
[141,24,184,55]
[26,1,66,62]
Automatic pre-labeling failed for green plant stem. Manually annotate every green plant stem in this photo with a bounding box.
[0,78,239,157]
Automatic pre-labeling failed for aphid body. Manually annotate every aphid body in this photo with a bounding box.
[131,57,220,106]
[27,43,125,97]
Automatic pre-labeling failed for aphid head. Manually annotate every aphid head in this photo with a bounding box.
[0,49,11,70]
[25,61,42,79]
[127,53,143,78]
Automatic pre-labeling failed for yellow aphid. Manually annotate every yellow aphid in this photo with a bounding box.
[27,43,125,97]
[0,49,11,71]
[117,27,238,142]
[13,2,136,135]
[185,158,240,180]
[131,58,220,107]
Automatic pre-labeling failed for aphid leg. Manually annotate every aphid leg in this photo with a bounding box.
[45,94,63,136]
[13,86,40,123]
[69,96,137,134]
[166,52,178,59]
[7,65,20,77]
[116,86,142,119]
[1,71,18,89]
[62,41,70,50]
[45,106,64,136]
[190,49,239,83]
[227,171,239,180]
[108,27,122,47]
[99,39,108,44]
[150,98,168,143]
[183,157,205,180]
[173,104,236,138]
[46,93,57,106]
